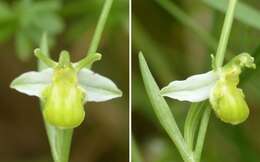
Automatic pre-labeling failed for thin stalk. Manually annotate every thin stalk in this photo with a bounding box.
[215,0,238,69]
[87,0,113,55]
[184,102,205,151]
[36,1,114,161]
[194,107,211,162]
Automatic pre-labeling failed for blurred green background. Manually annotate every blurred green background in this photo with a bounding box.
[132,0,260,162]
[0,0,128,162]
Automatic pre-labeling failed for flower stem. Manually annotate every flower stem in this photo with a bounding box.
[194,1,238,162]
[215,0,238,69]
[87,0,113,55]
[38,34,73,162]
[194,106,211,162]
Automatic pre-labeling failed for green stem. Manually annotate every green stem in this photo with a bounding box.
[184,102,205,151]
[87,0,113,55]
[36,1,114,160]
[194,1,238,162]
[215,0,238,69]
[194,107,211,162]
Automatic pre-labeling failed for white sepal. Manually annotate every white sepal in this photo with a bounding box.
[160,71,218,102]
[10,68,53,98]
[78,69,122,102]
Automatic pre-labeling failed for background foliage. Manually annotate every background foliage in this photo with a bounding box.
[0,0,128,162]
[132,0,260,162]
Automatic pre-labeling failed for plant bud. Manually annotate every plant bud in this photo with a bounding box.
[42,67,85,128]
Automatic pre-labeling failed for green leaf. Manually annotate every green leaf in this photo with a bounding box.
[139,52,195,162]
[184,102,205,150]
[203,0,260,30]
[194,107,211,162]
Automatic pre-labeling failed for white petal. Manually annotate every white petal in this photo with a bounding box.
[10,68,53,97]
[78,69,122,102]
[160,71,219,102]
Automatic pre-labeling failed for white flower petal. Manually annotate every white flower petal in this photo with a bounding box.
[160,71,219,102]
[78,69,122,102]
[10,68,53,97]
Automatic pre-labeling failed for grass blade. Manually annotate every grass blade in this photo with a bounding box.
[194,107,211,162]
[203,0,260,31]
[184,102,205,151]
[139,52,195,162]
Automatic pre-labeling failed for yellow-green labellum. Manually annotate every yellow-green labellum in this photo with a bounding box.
[210,53,255,125]
[210,79,249,125]
[42,67,85,129]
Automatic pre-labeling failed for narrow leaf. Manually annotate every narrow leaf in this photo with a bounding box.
[139,52,194,162]
[194,107,211,162]
[184,102,205,150]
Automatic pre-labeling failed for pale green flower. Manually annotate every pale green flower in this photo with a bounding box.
[160,53,255,124]
[11,49,122,128]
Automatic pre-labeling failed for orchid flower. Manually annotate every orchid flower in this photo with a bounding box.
[10,49,122,128]
[160,53,255,125]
